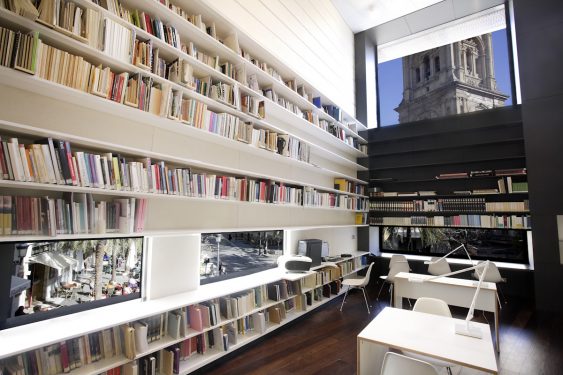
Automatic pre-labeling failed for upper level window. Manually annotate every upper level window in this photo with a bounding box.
[378,30,512,126]
[376,6,514,127]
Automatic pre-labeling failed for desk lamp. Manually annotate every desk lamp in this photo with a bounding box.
[424,243,473,265]
[409,260,491,339]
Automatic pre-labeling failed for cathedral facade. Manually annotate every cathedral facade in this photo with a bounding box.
[395,33,509,123]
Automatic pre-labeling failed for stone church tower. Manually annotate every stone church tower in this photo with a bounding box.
[395,33,509,123]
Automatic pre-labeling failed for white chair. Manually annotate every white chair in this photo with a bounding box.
[380,352,439,375]
[339,262,374,313]
[376,261,410,306]
[405,297,454,375]
[427,257,452,276]
[377,255,407,287]
[473,261,507,304]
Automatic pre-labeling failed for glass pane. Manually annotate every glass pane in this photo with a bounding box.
[378,29,513,127]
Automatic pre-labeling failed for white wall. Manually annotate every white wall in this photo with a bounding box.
[203,0,356,116]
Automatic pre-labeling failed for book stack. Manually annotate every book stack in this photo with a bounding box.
[0,27,41,74]
[0,193,147,236]
[2,326,129,375]
[240,94,265,119]
[369,214,531,229]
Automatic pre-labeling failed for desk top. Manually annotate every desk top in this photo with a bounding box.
[358,307,498,374]
[395,272,497,291]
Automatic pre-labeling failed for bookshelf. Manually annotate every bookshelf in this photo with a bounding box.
[0,0,368,373]
[0,250,369,373]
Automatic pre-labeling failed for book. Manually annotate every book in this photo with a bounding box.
[133,322,149,354]
[436,172,469,179]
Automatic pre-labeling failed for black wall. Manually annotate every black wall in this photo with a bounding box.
[354,1,563,311]
[513,0,563,311]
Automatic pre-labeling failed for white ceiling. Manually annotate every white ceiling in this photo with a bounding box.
[331,0,506,43]
[331,0,445,33]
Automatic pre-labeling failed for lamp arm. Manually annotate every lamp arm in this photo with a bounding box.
[425,261,487,282]
[466,260,490,321]
[426,243,473,265]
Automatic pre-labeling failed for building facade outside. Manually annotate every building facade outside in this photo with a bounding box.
[396,33,509,123]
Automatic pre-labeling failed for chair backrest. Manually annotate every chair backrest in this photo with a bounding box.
[413,297,452,318]
[380,352,439,375]
[387,261,410,283]
[389,254,407,269]
[427,257,451,276]
[474,261,506,283]
[358,262,375,287]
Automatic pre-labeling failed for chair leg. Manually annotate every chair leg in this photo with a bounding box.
[376,281,386,301]
[498,285,507,305]
[361,287,371,314]
[339,285,350,312]
[447,366,452,375]
[389,283,394,306]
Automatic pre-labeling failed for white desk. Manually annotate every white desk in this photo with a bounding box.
[357,307,498,374]
[393,272,500,352]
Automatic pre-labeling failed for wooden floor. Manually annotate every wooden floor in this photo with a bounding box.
[193,286,563,375]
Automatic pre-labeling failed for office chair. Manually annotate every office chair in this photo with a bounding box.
[472,261,507,305]
[376,260,410,306]
[380,352,439,375]
[404,297,454,375]
[427,257,452,276]
[339,262,374,313]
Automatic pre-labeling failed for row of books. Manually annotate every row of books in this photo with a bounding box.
[0,194,146,236]
[85,0,363,152]
[0,326,132,375]
[0,136,331,207]
[436,168,527,179]
[369,199,529,212]
[337,257,367,276]
[334,178,366,195]
[263,87,365,152]
[0,272,351,375]
[0,27,41,74]
[3,0,363,156]
[0,24,324,169]
[303,187,368,210]
[369,215,532,229]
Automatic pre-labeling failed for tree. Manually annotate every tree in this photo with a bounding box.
[93,241,107,299]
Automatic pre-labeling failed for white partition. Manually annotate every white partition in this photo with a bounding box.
[144,234,201,300]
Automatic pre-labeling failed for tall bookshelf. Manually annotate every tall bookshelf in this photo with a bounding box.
[367,107,531,263]
[0,0,368,373]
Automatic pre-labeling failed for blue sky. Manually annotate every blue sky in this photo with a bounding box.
[377,29,513,126]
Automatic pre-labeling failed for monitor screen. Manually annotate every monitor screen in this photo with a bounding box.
[0,237,144,330]
[200,230,283,285]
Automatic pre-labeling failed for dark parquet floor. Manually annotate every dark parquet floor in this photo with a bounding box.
[193,284,563,375]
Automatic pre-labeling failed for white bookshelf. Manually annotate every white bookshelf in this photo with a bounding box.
[0,0,369,373]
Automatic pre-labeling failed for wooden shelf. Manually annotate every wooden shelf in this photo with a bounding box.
[369,211,530,216]
[369,224,531,231]
[369,193,529,199]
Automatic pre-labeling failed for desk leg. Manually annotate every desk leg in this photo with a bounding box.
[495,297,500,353]
[393,288,403,309]
[358,339,387,375]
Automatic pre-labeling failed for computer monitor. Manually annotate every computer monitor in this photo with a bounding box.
[298,239,322,267]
